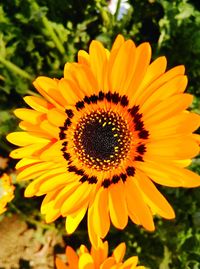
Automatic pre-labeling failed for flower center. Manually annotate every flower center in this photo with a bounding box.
[74,110,131,170]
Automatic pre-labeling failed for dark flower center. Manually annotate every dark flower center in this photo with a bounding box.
[74,110,131,170]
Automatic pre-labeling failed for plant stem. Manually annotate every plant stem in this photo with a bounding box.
[31,1,65,55]
[115,0,122,20]
[0,57,32,80]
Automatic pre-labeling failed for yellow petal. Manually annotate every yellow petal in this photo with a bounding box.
[61,183,92,215]
[39,172,74,193]
[111,35,125,52]
[91,241,108,268]
[15,158,40,169]
[100,257,116,269]
[39,140,63,161]
[108,181,128,229]
[136,171,175,219]
[143,94,193,124]
[7,132,50,146]
[137,65,185,106]
[137,161,200,187]
[33,76,67,108]
[54,180,80,208]
[148,112,200,139]
[141,75,187,112]
[58,77,81,105]
[121,256,138,268]
[41,189,61,214]
[19,121,52,139]
[47,108,66,127]
[135,56,167,104]
[128,42,151,104]
[40,120,59,138]
[24,96,52,113]
[18,161,56,181]
[146,136,199,160]
[93,188,110,238]
[112,242,126,263]
[78,50,90,66]
[109,40,136,93]
[88,206,102,249]
[66,206,87,234]
[78,253,94,269]
[14,108,45,125]
[125,178,155,231]
[89,40,109,92]
[10,142,50,159]
[135,161,183,187]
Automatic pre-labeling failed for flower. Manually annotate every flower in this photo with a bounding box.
[0,173,15,214]
[108,0,131,20]
[55,241,144,269]
[7,35,200,247]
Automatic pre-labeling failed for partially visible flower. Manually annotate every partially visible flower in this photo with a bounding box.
[0,173,15,214]
[56,241,144,269]
[108,0,131,20]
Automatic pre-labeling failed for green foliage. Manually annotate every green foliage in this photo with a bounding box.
[0,0,200,268]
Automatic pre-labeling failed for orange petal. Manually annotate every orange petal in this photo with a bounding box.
[136,171,175,219]
[108,181,128,229]
[93,188,110,238]
[125,178,155,231]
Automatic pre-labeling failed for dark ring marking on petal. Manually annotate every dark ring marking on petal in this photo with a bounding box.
[88,176,98,184]
[65,109,74,118]
[120,95,129,106]
[136,144,146,155]
[63,152,71,160]
[138,129,149,139]
[98,91,105,101]
[68,165,84,175]
[79,175,97,184]
[134,155,144,162]
[90,94,98,104]
[76,101,85,110]
[134,120,144,131]
[128,105,140,116]
[67,165,97,184]
[62,141,68,147]
[105,92,112,102]
[126,166,135,176]
[101,179,111,188]
[59,126,66,140]
[112,175,120,184]
[80,175,88,183]
[76,91,129,111]
[111,92,121,104]
[84,96,91,104]
[64,118,72,128]
[120,173,127,182]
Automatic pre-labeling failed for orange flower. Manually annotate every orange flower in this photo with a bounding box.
[56,241,145,269]
[0,173,15,214]
[7,35,200,247]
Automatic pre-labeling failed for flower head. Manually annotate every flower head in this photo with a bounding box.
[0,173,15,214]
[56,241,144,269]
[7,35,200,247]
[108,0,131,20]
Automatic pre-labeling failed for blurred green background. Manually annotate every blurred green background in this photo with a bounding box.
[0,0,200,268]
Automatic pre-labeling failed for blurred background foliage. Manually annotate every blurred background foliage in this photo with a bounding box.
[0,0,200,268]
